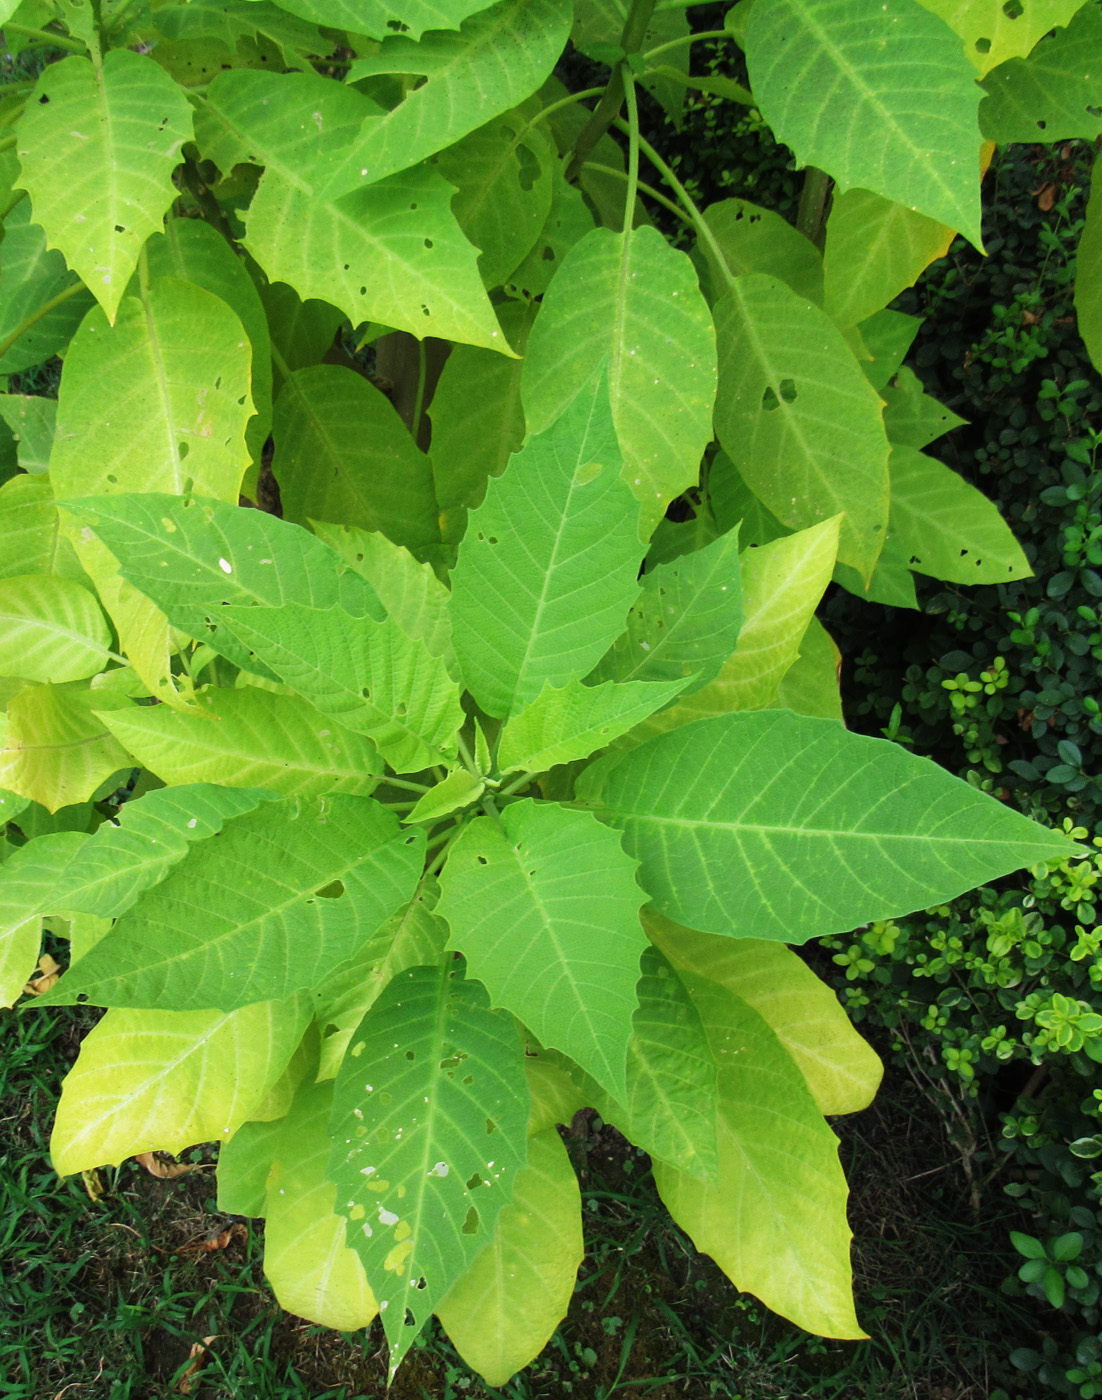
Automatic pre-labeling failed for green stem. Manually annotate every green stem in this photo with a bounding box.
[497,771,535,799]
[0,281,84,363]
[427,820,465,876]
[0,22,87,53]
[0,134,16,155]
[653,0,713,9]
[519,86,605,141]
[621,64,640,231]
[583,163,693,227]
[380,775,432,795]
[411,336,428,445]
[137,242,152,303]
[565,0,659,182]
[87,0,104,74]
[455,730,480,778]
[796,167,832,251]
[379,800,419,812]
[642,29,730,62]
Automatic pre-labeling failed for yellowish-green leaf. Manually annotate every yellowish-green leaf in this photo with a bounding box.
[0,681,132,812]
[769,616,843,721]
[0,476,82,582]
[918,0,1089,76]
[698,198,823,306]
[405,769,485,824]
[980,2,1102,142]
[0,200,93,373]
[0,575,113,684]
[0,394,55,474]
[0,913,40,1008]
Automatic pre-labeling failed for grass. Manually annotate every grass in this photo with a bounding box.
[0,1003,1045,1400]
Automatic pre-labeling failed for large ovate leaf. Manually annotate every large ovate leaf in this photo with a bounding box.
[322,0,572,197]
[50,997,309,1175]
[213,602,464,772]
[889,445,1032,583]
[522,226,718,534]
[273,366,439,557]
[0,476,82,582]
[497,676,690,776]
[266,0,498,40]
[0,681,132,812]
[448,374,644,718]
[590,528,743,694]
[919,0,1089,75]
[697,198,824,306]
[629,518,841,738]
[328,961,530,1375]
[881,365,969,449]
[437,800,647,1101]
[263,1077,379,1332]
[769,615,844,721]
[0,575,113,684]
[98,687,384,797]
[859,309,924,391]
[15,50,194,320]
[746,0,983,247]
[195,69,508,350]
[37,795,425,1011]
[646,911,882,1115]
[0,912,40,1009]
[653,974,864,1338]
[714,275,889,579]
[979,3,1102,142]
[823,189,955,329]
[436,1126,583,1387]
[0,199,94,373]
[1077,153,1102,376]
[578,710,1073,942]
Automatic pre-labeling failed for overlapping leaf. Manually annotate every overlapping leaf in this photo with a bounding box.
[0,576,113,683]
[0,199,93,373]
[979,3,1102,142]
[881,366,968,448]
[264,0,497,40]
[522,226,717,534]
[1076,153,1102,376]
[714,275,889,579]
[0,394,56,474]
[697,198,823,306]
[37,795,425,1010]
[16,50,193,320]
[0,681,132,812]
[437,800,648,1101]
[99,688,384,796]
[578,710,1073,941]
[328,961,529,1374]
[449,374,644,717]
[0,476,83,582]
[919,0,1089,75]
[746,0,983,246]
[769,616,844,721]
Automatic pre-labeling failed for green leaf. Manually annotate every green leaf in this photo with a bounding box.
[980,3,1102,142]
[263,1077,379,1332]
[918,0,1090,76]
[51,278,254,504]
[698,198,824,306]
[578,709,1074,942]
[217,1114,289,1217]
[834,533,920,610]
[309,521,453,664]
[153,0,328,67]
[195,69,509,351]
[328,960,530,1374]
[1076,152,1102,376]
[406,770,485,823]
[0,199,93,374]
[505,155,595,298]
[322,0,573,198]
[0,911,40,1008]
[50,997,309,1175]
[881,365,968,448]
[522,226,717,534]
[823,189,956,329]
[142,217,274,466]
[653,973,864,1338]
[15,50,194,320]
[0,575,113,683]
[572,0,691,122]
[769,616,843,721]
[436,1126,582,1387]
[38,795,425,1010]
[714,275,889,579]
[273,366,439,557]
[0,681,132,812]
[889,444,1032,583]
[98,687,384,797]
[449,374,644,718]
[214,602,464,772]
[645,912,882,1115]
[746,0,984,247]
[628,518,841,737]
[590,528,743,694]
[436,107,556,288]
[437,800,647,1101]
[0,394,56,474]
[858,309,923,391]
[263,0,498,41]
[497,676,691,776]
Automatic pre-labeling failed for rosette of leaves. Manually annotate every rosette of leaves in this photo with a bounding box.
[0,0,1095,1384]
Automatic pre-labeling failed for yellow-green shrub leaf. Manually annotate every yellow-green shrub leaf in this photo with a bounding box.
[698,197,823,306]
[0,200,94,373]
[0,575,113,683]
[980,2,1102,142]
[0,681,132,812]
[769,616,844,721]
[919,0,1089,75]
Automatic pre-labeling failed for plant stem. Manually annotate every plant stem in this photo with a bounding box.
[0,281,84,362]
[565,0,659,182]
[1,22,86,53]
[426,820,464,875]
[622,65,641,231]
[583,163,693,227]
[796,166,832,250]
[642,29,730,63]
[0,134,16,154]
[411,336,428,445]
[497,771,535,799]
[380,775,432,795]
[455,730,480,778]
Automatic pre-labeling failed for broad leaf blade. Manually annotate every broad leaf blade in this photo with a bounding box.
[0,476,83,582]
[436,800,647,1101]
[0,394,56,474]
[746,0,984,246]
[50,998,308,1175]
[919,0,1089,75]
[329,961,530,1375]
[37,795,425,1010]
[578,710,1074,941]
[980,3,1102,142]
[436,1127,583,1387]
[0,681,131,812]
[769,616,844,721]
[881,366,968,449]
[0,575,112,683]
[449,374,644,718]
[266,0,498,40]
[1077,153,1102,376]
[698,198,823,306]
[0,200,93,372]
[522,226,717,534]
[16,51,193,320]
